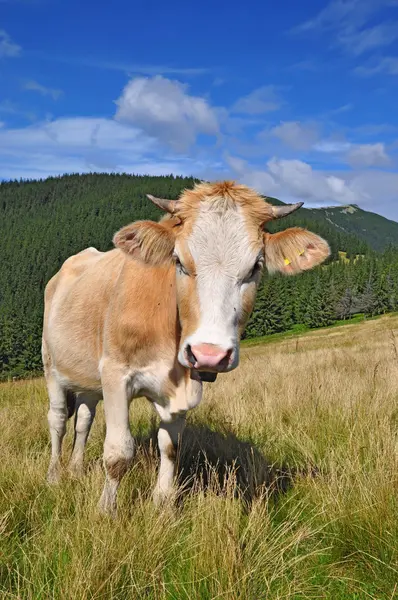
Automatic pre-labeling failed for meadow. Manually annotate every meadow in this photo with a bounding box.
[1,316,398,599]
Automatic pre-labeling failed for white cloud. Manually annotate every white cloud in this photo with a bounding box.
[0,117,157,153]
[0,29,21,58]
[269,121,320,151]
[23,80,63,100]
[0,116,217,181]
[328,103,353,115]
[293,0,396,33]
[292,0,376,34]
[339,22,398,56]
[226,153,398,218]
[292,0,398,57]
[227,155,368,206]
[268,158,363,204]
[114,75,219,151]
[355,56,398,76]
[34,52,209,77]
[232,85,283,115]
[347,142,390,167]
[0,100,36,121]
[345,170,398,215]
[312,138,391,168]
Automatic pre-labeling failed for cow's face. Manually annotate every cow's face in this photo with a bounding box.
[114,181,330,375]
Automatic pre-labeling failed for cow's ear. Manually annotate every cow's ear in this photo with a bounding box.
[113,220,176,265]
[264,227,330,275]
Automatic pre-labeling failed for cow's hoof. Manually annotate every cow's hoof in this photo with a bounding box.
[98,491,117,518]
[68,461,85,479]
[47,467,62,485]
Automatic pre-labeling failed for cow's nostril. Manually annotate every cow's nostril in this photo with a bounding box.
[186,345,197,366]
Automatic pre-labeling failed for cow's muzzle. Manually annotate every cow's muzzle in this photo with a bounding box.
[186,343,233,372]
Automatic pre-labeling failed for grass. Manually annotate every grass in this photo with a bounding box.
[1,315,398,599]
[241,312,393,349]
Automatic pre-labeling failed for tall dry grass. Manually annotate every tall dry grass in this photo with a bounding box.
[1,315,398,599]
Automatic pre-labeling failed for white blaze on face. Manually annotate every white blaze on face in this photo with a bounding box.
[177,203,262,371]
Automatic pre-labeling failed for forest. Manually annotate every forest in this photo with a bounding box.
[0,172,396,380]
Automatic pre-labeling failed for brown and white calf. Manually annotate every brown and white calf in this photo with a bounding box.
[42,181,330,514]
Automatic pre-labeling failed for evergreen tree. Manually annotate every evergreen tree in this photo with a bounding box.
[304,278,335,328]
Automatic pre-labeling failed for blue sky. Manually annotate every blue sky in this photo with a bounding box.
[1,0,398,217]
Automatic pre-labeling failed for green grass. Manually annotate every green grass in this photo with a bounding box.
[241,312,394,348]
[1,315,398,598]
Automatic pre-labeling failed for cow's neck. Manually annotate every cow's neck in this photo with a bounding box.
[110,258,181,367]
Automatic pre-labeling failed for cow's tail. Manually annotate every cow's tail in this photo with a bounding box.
[66,390,77,419]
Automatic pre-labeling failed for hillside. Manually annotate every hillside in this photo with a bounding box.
[1,172,398,380]
[263,197,398,253]
[306,204,398,252]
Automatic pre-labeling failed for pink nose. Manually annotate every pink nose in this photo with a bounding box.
[189,343,232,371]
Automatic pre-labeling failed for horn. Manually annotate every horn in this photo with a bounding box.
[146,194,179,214]
[271,201,304,219]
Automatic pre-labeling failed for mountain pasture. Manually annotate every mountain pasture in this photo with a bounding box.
[1,316,398,599]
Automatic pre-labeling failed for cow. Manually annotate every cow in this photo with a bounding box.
[41,180,330,515]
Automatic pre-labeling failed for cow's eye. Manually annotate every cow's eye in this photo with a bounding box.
[174,255,189,276]
[247,259,263,281]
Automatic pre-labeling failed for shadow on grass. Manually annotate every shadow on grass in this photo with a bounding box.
[134,421,311,509]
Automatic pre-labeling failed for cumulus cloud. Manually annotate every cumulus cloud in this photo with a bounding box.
[225,152,398,218]
[23,80,63,100]
[226,155,368,206]
[347,142,390,167]
[114,75,219,151]
[311,138,391,168]
[0,29,21,58]
[0,117,218,181]
[269,121,320,151]
[232,85,283,115]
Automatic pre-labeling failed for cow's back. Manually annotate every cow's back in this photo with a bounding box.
[43,247,124,389]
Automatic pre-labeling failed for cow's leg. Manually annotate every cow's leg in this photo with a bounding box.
[153,415,186,506]
[68,392,100,477]
[98,369,134,516]
[46,374,69,484]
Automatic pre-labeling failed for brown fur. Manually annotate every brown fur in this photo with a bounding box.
[105,259,179,368]
[166,443,177,462]
[175,267,200,343]
[174,181,274,227]
[264,228,331,275]
[105,457,134,482]
[43,247,182,393]
[113,220,176,266]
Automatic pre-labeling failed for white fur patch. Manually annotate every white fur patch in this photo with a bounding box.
[177,203,261,367]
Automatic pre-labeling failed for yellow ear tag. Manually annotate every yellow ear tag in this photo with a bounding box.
[284,257,291,265]
[298,249,305,256]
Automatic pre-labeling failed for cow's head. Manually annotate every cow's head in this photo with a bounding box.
[113,181,330,375]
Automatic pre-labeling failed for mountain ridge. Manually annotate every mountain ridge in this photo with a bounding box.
[263,195,398,252]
